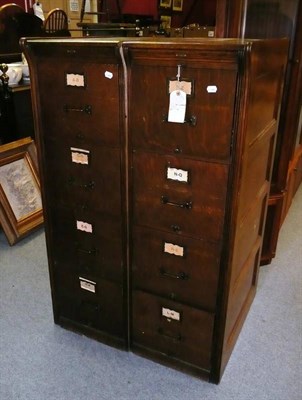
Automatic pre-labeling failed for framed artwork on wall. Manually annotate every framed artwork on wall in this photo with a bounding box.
[172,0,183,12]
[159,0,172,9]
[160,14,172,29]
[0,137,43,245]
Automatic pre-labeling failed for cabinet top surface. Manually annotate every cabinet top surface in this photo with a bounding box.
[21,37,288,51]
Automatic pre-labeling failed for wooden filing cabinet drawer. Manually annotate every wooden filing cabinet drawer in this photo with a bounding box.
[44,145,122,217]
[55,275,125,337]
[129,64,237,161]
[132,226,220,311]
[132,290,214,371]
[50,207,124,282]
[132,152,229,241]
[38,64,120,147]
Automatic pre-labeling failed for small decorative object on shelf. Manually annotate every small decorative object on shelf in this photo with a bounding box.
[0,64,10,96]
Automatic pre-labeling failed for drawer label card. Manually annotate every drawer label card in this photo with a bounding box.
[66,73,85,87]
[168,80,193,96]
[71,147,90,165]
[168,89,186,123]
[162,307,181,321]
[79,277,96,293]
[167,167,189,183]
[164,242,184,257]
[76,220,93,233]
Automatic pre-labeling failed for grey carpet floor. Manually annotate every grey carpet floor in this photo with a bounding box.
[0,186,301,400]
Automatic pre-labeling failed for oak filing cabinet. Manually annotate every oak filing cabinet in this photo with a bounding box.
[22,37,288,383]
[22,39,128,348]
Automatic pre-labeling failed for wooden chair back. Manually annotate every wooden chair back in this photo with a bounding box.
[43,8,69,34]
[0,3,24,21]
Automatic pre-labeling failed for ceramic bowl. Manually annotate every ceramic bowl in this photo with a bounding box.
[21,63,29,78]
[6,63,23,85]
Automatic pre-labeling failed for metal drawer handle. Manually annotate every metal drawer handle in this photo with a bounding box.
[161,195,192,210]
[67,177,95,190]
[81,181,95,190]
[171,224,181,232]
[158,328,182,342]
[78,203,89,211]
[159,267,188,280]
[63,104,92,115]
[162,113,197,126]
[80,300,101,312]
[77,247,97,256]
[76,133,85,141]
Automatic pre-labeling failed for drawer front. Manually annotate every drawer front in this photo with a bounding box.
[129,64,237,161]
[50,207,124,282]
[43,144,122,217]
[37,62,120,147]
[132,152,229,241]
[132,226,220,311]
[55,274,125,337]
[132,290,214,371]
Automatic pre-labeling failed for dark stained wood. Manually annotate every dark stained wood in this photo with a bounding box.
[0,3,43,56]
[22,38,128,349]
[22,37,288,384]
[129,61,238,161]
[132,226,221,312]
[132,290,215,372]
[215,0,245,38]
[132,152,229,241]
[218,0,301,265]
[125,38,288,383]
[55,274,125,337]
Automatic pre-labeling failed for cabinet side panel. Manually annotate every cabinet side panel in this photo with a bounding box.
[215,39,288,381]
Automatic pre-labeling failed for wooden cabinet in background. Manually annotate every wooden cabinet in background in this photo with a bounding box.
[22,37,288,383]
[0,84,34,144]
[214,0,302,264]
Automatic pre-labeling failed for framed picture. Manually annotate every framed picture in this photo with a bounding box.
[172,0,183,12]
[159,0,172,9]
[160,15,172,29]
[0,137,43,245]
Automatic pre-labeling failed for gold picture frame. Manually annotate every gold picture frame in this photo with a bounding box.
[160,0,172,8]
[0,137,43,245]
[172,0,183,12]
[160,15,172,29]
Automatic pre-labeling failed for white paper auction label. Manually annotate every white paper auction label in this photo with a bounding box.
[79,277,96,293]
[164,242,184,257]
[76,220,93,233]
[167,166,189,183]
[168,89,187,123]
[104,71,113,79]
[207,85,218,93]
[162,307,181,321]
